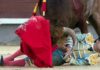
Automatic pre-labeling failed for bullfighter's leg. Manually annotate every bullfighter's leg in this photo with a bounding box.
[2,49,25,66]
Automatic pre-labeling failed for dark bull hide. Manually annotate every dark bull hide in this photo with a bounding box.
[88,0,100,36]
[39,0,100,36]
[39,0,100,49]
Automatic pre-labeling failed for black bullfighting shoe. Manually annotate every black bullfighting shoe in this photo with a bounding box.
[0,55,4,66]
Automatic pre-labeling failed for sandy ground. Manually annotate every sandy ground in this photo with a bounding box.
[0,46,100,70]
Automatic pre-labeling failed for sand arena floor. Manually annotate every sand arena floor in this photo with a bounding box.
[0,46,100,70]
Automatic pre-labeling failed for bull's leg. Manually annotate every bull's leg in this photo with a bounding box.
[72,0,88,33]
[78,16,88,33]
[88,15,100,36]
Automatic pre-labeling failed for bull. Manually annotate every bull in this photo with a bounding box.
[38,0,99,49]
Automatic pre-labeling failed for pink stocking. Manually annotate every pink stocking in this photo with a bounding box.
[4,49,23,63]
[4,49,23,61]
[4,59,25,66]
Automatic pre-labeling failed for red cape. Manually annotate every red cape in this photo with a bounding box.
[16,16,52,67]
